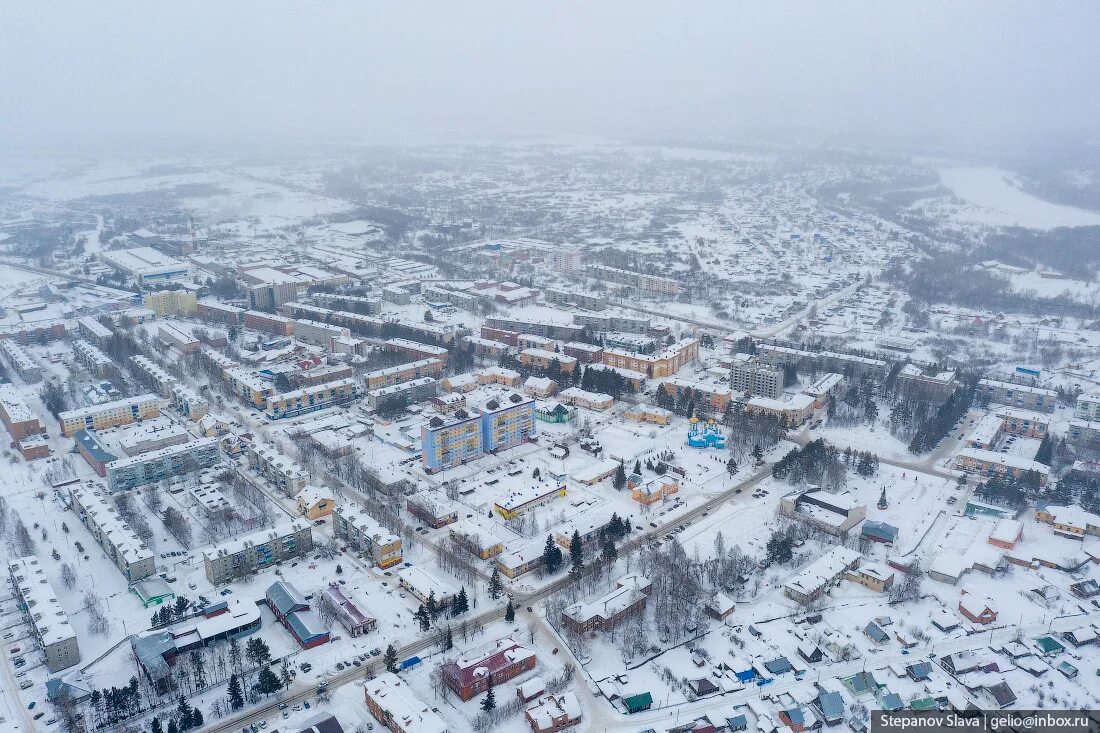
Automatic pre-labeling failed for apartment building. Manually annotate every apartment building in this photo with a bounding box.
[59,393,162,436]
[0,338,41,382]
[106,437,221,492]
[495,542,546,579]
[520,348,578,374]
[744,393,816,427]
[601,338,699,379]
[70,483,157,582]
[364,673,448,733]
[896,366,957,400]
[561,574,652,634]
[571,311,650,334]
[243,310,294,336]
[448,520,505,559]
[202,520,314,584]
[72,338,113,377]
[292,318,351,349]
[311,292,382,315]
[406,493,460,529]
[731,360,783,400]
[495,483,567,521]
[143,289,197,316]
[1076,392,1100,421]
[196,299,246,325]
[782,546,862,605]
[264,377,359,420]
[364,358,445,390]
[131,355,179,397]
[477,366,523,387]
[954,448,1050,485]
[332,506,402,569]
[562,341,604,364]
[978,378,1057,413]
[484,315,584,341]
[443,638,537,701]
[0,320,67,345]
[0,387,45,443]
[8,557,80,672]
[420,392,536,472]
[803,372,845,408]
[366,377,438,408]
[157,323,200,354]
[245,441,309,496]
[170,383,209,421]
[117,421,191,456]
[557,387,613,411]
[225,367,275,409]
[662,378,732,413]
[544,287,607,311]
[779,487,867,537]
[77,315,113,345]
[586,264,681,296]
[383,337,449,366]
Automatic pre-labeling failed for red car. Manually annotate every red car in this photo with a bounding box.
[9,647,19,654]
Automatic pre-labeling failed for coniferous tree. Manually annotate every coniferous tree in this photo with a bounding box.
[167,720,178,733]
[612,463,627,490]
[227,673,244,711]
[569,530,584,572]
[488,565,503,600]
[151,717,163,733]
[542,534,563,573]
[504,599,515,623]
[444,625,454,650]
[384,644,399,673]
[480,677,496,712]
[254,667,281,697]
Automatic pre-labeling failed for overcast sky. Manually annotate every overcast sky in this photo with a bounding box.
[2,2,1098,153]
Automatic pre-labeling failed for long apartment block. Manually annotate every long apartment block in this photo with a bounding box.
[106,437,221,492]
[59,393,162,436]
[69,483,157,582]
[8,557,80,672]
[202,520,313,585]
[332,506,403,569]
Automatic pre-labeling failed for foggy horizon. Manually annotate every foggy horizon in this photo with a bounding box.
[4,1,1099,157]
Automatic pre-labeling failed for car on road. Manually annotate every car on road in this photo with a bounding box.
[27,702,35,710]
[34,713,44,720]
[9,646,19,654]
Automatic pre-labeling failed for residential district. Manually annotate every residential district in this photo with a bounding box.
[0,147,1100,733]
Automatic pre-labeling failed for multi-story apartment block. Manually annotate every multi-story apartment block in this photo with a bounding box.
[170,383,209,421]
[405,493,460,529]
[202,520,314,585]
[245,441,308,496]
[72,338,113,377]
[954,447,1050,485]
[70,483,157,582]
[586,264,680,296]
[383,338,449,365]
[157,323,200,354]
[117,421,191,456]
[1076,392,1100,421]
[448,520,505,559]
[364,672,448,733]
[8,557,80,672]
[76,315,113,345]
[421,392,536,472]
[143,289,197,316]
[366,376,438,408]
[106,437,221,492]
[311,292,382,315]
[601,338,699,379]
[0,387,45,443]
[731,360,783,400]
[978,378,1057,413]
[0,338,41,382]
[544,287,607,311]
[364,358,445,390]
[421,412,482,472]
[495,542,545,578]
[561,574,651,634]
[292,318,351,349]
[59,393,162,436]
[562,341,604,364]
[520,348,578,374]
[131,355,179,397]
[572,311,650,333]
[896,365,957,400]
[264,377,359,420]
[332,506,403,569]
[225,367,275,409]
[994,406,1049,438]
[0,320,67,344]
[484,316,584,341]
[243,310,294,336]
[662,378,732,413]
[196,299,246,325]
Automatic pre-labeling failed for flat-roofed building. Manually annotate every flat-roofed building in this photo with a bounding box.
[70,483,157,581]
[102,247,190,283]
[978,378,1057,413]
[744,393,815,427]
[245,441,308,496]
[106,437,221,492]
[495,542,545,578]
[406,493,460,528]
[384,338,449,365]
[557,387,613,411]
[779,487,867,537]
[170,383,209,421]
[731,361,782,400]
[264,378,359,420]
[0,386,45,443]
[158,323,200,354]
[365,358,445,390]
[59,393,162,436]
[332,506,402,568]
[495,483,567,521]
[601,338,698,379]
[954,447,1050,485]
[202,520,313,584]
[226,367,275,409]
[397,566,457,607]
[9,557,80,672]
[72,338,113,377]
[0,338,41,382]
[131,355,179,397]
[449,520,505,559]
[143,289,197,316]
[77,315,113,345]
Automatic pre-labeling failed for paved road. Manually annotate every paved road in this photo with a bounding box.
[201,462,776,733]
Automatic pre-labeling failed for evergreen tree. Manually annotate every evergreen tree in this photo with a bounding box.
[454,587,469,615]
[480,679,496,712]
[415,605,431,631]
[190,709,204,729]
[167,720,178,733]
[612,463,627,490]
[633,459,641,475]
[751,444,764,462]
[444,625,454,650]
[227,673,244,711]
[504,599,515,623]
[281,660,293,690]
[246,636,271,667]
[176,697,192,731]
[384,644,399,673]
[254,667,281,697]
[569,530,584,572]
[488,565,503,600]
[602,535,618,564]
[542,534,563,573]
[151,717,163,733]
[335,564,343,575]
[426,591,438,619]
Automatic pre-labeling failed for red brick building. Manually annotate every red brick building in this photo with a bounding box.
[442,638,537,701]
[958,593,997,625]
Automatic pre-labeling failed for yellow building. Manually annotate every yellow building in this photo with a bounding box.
[297,486,336,519]
[59,394,162,437]
[624,404,673,426]
[143,289,198,316]
[494,484,566,520]
[632,475,679,505]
